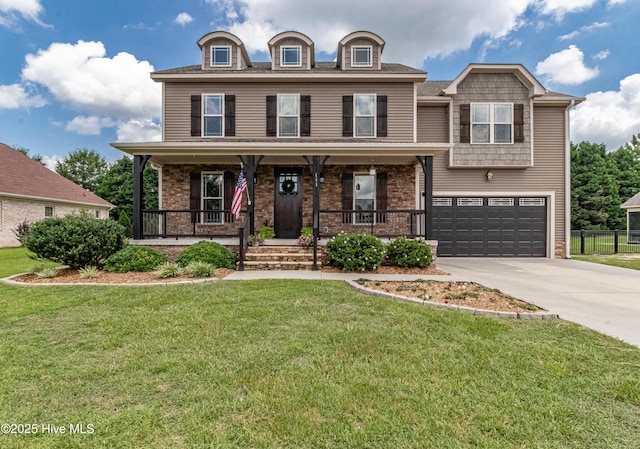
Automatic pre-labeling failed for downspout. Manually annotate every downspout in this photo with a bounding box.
[565,100,576,259]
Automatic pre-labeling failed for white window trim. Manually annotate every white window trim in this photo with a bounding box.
[280,45,302,67]
[471,102,514,144]
[201,171,224,224]
[353,172,376,225]
[351,45,372,67]
[354,94,377,138]
[211,46,232,67]
[45,205,55,217]
[202,93,225,138]
[277,93,300,138]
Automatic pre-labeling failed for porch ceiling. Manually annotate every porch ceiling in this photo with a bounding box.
[110,141,451,166]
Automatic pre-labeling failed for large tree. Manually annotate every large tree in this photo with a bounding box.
[94,156,158,223]
[571,141,621,230]
[55,148,109,192]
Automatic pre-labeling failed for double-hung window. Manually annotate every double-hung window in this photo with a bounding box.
[201,172,224,224]
[211,46,231,67]
[471,103,513,144]
[278,94,299,137]
[352,46,372,67]
[203,94,224,137]
[354,94,376,138]
[354,173,375,224]
[281,46,301,67]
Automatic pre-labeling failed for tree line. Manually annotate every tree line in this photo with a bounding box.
[571,134,640,230]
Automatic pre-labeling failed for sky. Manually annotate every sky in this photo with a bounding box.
[1,0,639,170]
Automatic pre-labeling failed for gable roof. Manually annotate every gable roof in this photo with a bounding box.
[622,192,640,209]
[0,143,112,207]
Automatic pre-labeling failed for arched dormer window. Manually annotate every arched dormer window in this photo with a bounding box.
[267,31,315,71]
[337,31,385,71]
[197,31,252,70]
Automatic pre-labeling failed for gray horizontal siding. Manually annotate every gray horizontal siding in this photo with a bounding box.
[164,82,415,141]
[417,105,449,143]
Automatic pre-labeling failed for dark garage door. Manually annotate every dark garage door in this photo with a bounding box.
[432,197,547,257]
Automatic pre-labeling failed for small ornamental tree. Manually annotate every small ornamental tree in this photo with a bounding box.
[24,215,127,269]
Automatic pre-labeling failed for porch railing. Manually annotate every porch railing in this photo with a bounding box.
[139,209,426,240]
[319,209,426,238]
[141,209,245,239]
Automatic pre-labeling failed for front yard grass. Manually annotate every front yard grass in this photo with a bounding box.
[572,254,640,271]
[1,248,639,448]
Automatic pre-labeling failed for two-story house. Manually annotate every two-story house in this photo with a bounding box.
[112,30,582,265]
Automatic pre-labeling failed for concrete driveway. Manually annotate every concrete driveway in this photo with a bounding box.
[437,258,640,348]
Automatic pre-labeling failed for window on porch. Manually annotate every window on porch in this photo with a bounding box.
[202,172,224,223]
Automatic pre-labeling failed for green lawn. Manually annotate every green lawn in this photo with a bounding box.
[0,247,60,278]
[572,254,640,271]
[1,249,639,448]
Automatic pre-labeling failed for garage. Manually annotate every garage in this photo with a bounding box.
[432,197,547,257]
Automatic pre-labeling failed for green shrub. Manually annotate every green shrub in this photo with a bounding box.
[184,261,213,278]
[325,232,385,271]
[24,215,127,269]
[155,262,183,279]
[259,225,275,239]
[386,236,433,268]
[104,245,167,273]
[35,267,58,278]
[118,212,132,238]
[175,241,236,269]
[300,226,313,236]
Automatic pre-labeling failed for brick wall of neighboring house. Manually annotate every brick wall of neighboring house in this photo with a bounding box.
[161,164,417,237]
[0,197,109,247]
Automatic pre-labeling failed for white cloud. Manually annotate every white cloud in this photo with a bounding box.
[538,0,598,19]
[593,50,610,60]
[572,74,640,149]
[560,21,609,40]
[66,116,115,135]
[175,12,193,26]
[536,45,599,85]
[116,119,162,142]
[0,0,45,27]
[21,40,161,121]
[0,83,46,108]
[204,0,531,66]
[41,153,64,171]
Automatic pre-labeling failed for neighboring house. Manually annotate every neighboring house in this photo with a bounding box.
[0,143,113,247]
[621,192,640,243]
[112,30,583,260]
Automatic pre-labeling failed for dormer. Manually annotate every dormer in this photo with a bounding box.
[197,31,252,71]
[268,31,315,71]
[337,31,385,70]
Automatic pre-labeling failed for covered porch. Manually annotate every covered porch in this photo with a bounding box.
[112,141,449,270]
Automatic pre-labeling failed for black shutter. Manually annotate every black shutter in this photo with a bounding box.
[514,103,524,143]
[460,104,470,143]
[189,172,201,223]
[225,95,236,137]
[300,95,311,137]
[224,171,236,222]
[342,173,353,224]
[376,172,387,223]
[266,95,277,136]
[376,95,388,137]
[342,95,353,137]
[191,95,202,137]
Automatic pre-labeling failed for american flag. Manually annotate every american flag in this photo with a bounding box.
[231,170,247,219]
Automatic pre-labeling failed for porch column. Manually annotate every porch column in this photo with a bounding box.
[304,155,329,271]
[239,155,263,235]
[132,155,151,240]
[416,156,434,240]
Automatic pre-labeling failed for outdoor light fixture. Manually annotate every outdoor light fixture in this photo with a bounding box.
[319,172,325,183]
[369,165,376,176]
[486,170,494,181]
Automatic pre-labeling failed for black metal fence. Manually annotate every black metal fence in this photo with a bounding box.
[570,230,640,255]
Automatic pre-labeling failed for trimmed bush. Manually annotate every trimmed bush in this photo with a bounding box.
[104,245,167,273]
[259,225,275,239]
[175,241,236,269]
[24,215,127,269]
[325,232,385,271]
[386,236,433,268]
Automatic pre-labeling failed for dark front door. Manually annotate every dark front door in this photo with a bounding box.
[274,168,303,238]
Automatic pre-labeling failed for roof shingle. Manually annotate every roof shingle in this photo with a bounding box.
[0,143,112,207]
